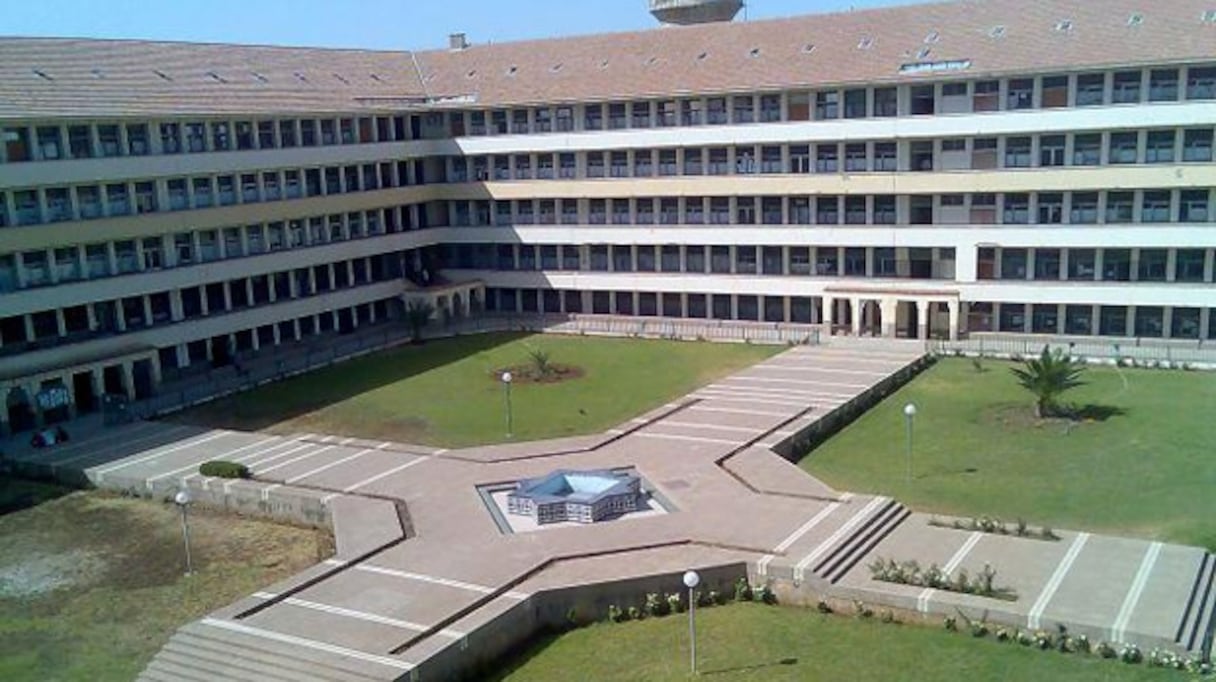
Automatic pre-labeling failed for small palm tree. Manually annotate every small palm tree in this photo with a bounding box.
[404,299,435,343]
[1010,346,1087,418]
[527,347,555,379]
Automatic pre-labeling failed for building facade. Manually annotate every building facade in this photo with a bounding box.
[1,0,1214,434]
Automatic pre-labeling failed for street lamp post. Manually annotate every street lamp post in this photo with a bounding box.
[903,403,917,484]
[500,371,514,438]
[173,489,194,576]
[683,570,701,675]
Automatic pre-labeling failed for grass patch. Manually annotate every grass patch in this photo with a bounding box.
[802,358,1216,549]
[174,333,779,448]
[0,477,74,516]
[0,491,331,681]
[490,603,1165,681]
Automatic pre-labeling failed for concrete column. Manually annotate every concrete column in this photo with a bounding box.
[916,300,930,339]
[822,296,835,330]
[880,298,897,338]
[1091,306,1102,336]
[1126,307,1137,337]
[1162,308,1174,339]
[948,302,960,340]
[120,362,136,400]
[1200,308,1212,340]
[850,298,862,336]
[175,344,189,369]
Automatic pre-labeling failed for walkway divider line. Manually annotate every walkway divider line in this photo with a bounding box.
[146,435,280,486]
[42,420,165,462]
[918,532,983,613]
[793,496,887,583]
[1028,532,1091,629]
[758,502,841,576]
[686,405,792,417]
[250,592,466,638]
[343,457,429,493]
[630,432,740,446]
[92,430,230,482]
[285,447,376,484]
[1111,542,1164,642]
[199,618,414,671]
[657,421,764,434]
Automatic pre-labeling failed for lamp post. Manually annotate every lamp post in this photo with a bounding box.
[173,489,194,576]
[683,570,701,675]
[500,371,514,439]
[903,403,917,484]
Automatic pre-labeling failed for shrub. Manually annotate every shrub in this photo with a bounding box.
[880,609,897,624]
[943,616,958,632]
[607,604,626,623]
[1072,634,1090,654]
[853,600,873,619]
[969,621,989,638]
[1015,518,1029,537]
[1034,630,1054,650]
[816,600,834,614]
[668,592,685,614]
[1119,643,1142,664]
[645,592,668,617]
[198,460,250,479]
[755,583,777,605]
[1040,526,1059,540]
[733,577,753,602]
[994,627,1012,643]
[1096,641,1118,659]
[1016,630,1035,647]
[626,606,642,621]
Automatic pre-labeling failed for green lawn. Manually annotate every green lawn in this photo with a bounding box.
[0,491,330,681]
[175,333,779,448]
[492,603,1171,681]
[802,358,1216,549]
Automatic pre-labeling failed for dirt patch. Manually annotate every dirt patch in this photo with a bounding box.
[0,549,107,598]
[980,404,1098,434]
[493,364,586,385]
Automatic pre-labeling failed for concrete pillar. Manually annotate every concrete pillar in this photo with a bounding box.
[822,296,835,330]
[948,301,960,340]
[880,298,897,338]
[916,300,930,339]
[1162,307,1174,339]
[850,298,862,336]
[120,362,136,400]
[1126,306,1137,337]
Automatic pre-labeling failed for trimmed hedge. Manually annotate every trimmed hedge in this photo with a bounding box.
[198,460,251,479]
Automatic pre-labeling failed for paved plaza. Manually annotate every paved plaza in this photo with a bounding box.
[6,337,1214,681]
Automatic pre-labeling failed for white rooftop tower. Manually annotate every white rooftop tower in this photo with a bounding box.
[649,0,744,25]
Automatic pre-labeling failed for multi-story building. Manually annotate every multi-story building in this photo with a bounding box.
[2,0,1214,435]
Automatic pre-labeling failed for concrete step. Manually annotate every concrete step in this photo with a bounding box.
[181,619,406,680]
[814,499,910,584]
[172,631,377,682]
[140,654,221,682]
[1176,552,1215,651]
[161,640,315,682]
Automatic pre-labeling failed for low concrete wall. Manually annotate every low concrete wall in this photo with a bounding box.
[774,354,934,463]
[408,562,748,681]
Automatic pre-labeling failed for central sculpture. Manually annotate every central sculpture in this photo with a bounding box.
[507,469,644,525]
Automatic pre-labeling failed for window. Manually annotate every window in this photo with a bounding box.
[1138,249,1168,281]
[1038,193,1063,223]
[1099,306,1128,336]
[972,137,998,169]
[68,125,92,158]
[816,196,839,224]
[681,100,702,126]
[98,125,121,157]
[1007,78,1034,109]
[1001,248,1027,279]
[910,85,935,115]
[843,89,867,118]
[1175,249,1207,282]
[185,122,205,152]
[160,123,181,154]
[941,82,967,98]
[707,98,728,124]
[631,101,651,128]
[1113,71,1142,103]
[1002,193,1030,224]
[845,143,868,172]
[1073,133,1101,165]
[1070,192,1099,223]
[815,91,839,119]
[126,124,149,155]
[1183,129,1214,162]
[873,195,896,224]
[873,87,897,117]
[1149,68,1179,101]
[1040,135,1065,166]
[971,193,997,224]
[815,144,838,172]
[1144,130,1176,163]
[258,121,276,148]
[973,80,1000,111]
[36,126,62,159]
[1035,249,1061,279]
[1106,191,1134,223]
[105,183,130,215]
[1141,191,1172,222]
[874,143,897,171]
[1109,132,1139,163]
[845,198,867,224]
[1102,249,1131,281]
[1004,137,1032,167]
[584,104,603,130]
[1075,73,1105,106]
[1068,249,1096,280]
[211,122,230,151]
[732,96,754,123]
[911,141,934,171]
[1041,76,1068,108]
[1181,190,1210,222]
[77,185,102,219]
[759,94,781,122]
[1187,66,1216,100]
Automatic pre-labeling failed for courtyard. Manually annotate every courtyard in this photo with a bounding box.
[173,332,779,447]
[803,358,1216,550]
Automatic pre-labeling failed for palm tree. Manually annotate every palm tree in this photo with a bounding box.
[404,299,435,344]
[1010,346,1087,418]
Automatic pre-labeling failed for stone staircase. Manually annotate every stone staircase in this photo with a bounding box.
[810,497,910,585]
[137,619,408,682]
[1176,552,1216,654]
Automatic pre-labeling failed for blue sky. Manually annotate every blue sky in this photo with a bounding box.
[6,0,930,50]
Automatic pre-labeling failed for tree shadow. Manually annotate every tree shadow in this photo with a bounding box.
[701,657,800,675]
[165,331,532,432]
[1061,404,1127,422]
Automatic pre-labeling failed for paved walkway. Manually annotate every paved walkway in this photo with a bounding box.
[7,337,1213,680]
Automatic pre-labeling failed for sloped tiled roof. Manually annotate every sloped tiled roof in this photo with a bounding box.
[1,0,1213,119]
[0,38,425,119]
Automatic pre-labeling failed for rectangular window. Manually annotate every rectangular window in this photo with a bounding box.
[1145,130,1175,163]
[1109,132,1139,163]
[584,104,603,130]
[1073,133,1101,165]
[873,87,897,117]
[126,124,149,155]
[1007,78,1034,109]
[1149,68,1179,101]
[279,120,298,147]
[1070,192,1099,224]
[873,143,897,171]
[1106,191,1134,223]
[1113,71,1142,103]
[1037,193,1063,224]
[732,96,754,123]
[1041,75,1069,108]
[1180,190,1209,222]
[1004,136,1032,167]
[843,89,867,118]
[1175,249,1207,282]
[910,85,935,115]
[1187,66,1216,100]
[1183,129,1214,162]
[1075,73,1105,106]
[1068,248,1096,280]
[1002,193,1030,224]
[815,91,839,120]
[98,125,121,157]
[68,125,92,158]
[1040,135,1066,166]
[973,80,1000,111]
